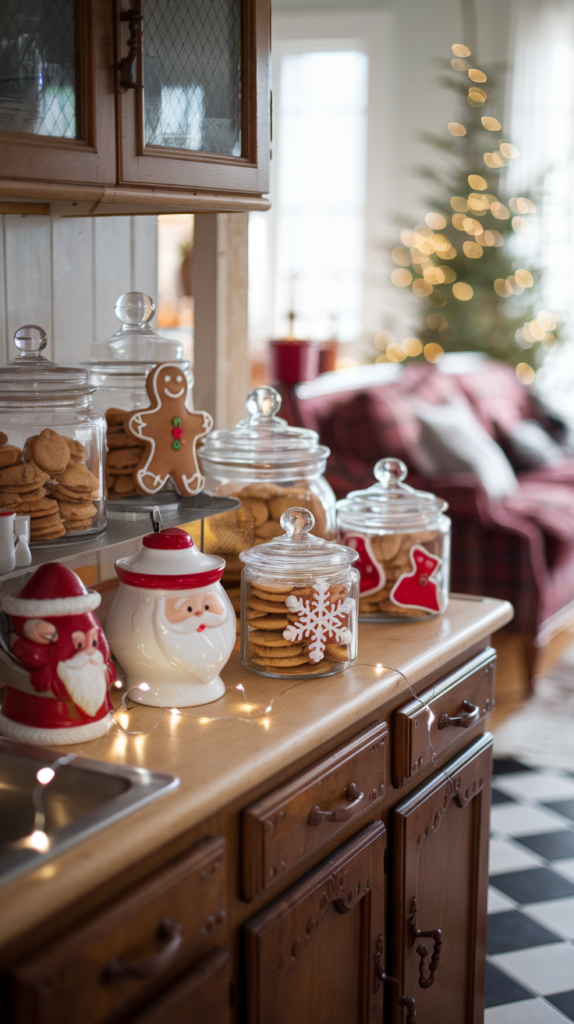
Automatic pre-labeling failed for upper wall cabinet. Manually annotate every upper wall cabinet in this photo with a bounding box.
[0,0,270,210]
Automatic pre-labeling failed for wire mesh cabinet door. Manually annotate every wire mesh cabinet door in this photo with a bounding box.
[390,734,492,1024]
[115,0,270,195]
[244,821,387,1024]
[0,0,115,187]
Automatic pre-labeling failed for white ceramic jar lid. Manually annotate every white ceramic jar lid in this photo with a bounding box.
[115,527,225,590]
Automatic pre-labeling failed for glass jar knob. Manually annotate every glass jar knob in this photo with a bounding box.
[114,292,155,326]
[280,506,315,537]
[13,324,48,357]
[374,457,408,490]
[245,385,282,421]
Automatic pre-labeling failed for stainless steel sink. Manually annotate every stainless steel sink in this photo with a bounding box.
[0,737,179,886]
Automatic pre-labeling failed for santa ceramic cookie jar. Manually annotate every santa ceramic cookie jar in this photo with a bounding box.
[0,563,115,745]
[239,508,359,679]
[336,458,451,622]
[107,528,235,707]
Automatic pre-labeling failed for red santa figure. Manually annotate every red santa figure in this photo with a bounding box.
[0,563,115,745]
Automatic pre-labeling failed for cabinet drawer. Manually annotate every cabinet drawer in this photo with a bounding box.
[12,837,226,1024]
[392,647,496,787]
[127,947,232,1024]
[242,721,387,901]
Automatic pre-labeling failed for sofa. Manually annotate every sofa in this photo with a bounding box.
[279,355,574,682]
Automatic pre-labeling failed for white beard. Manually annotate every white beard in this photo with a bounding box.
[153,599,233,684]
[57,648,107,717]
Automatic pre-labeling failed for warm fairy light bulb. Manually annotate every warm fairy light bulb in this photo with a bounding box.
[199,717,211,724]
[139,683,150,691]
[28,830,50,852]
[114,680,123,689]
[260,718,270,731]
[170,708,180,716]
[119,713,129,730]
[36,767,55,785]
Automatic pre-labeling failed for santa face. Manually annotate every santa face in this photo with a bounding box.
[154,366,186,402]
[152,588,234,683]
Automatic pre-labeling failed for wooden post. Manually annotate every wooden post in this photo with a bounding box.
[192,212,250,428]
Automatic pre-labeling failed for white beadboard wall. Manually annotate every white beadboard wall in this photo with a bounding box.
[0,214,158,366]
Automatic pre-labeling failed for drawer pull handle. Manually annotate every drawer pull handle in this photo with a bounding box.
[408,898,442,989]
[308,782,364,826]
[374,935,417,1021]
[102,918,183,982]
[438,699,479,730]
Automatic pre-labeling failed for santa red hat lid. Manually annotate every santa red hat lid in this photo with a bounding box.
[1,562,101,617]
[115,527,225,590]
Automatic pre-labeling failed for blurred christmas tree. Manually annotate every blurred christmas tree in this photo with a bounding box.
[382,42,559,383]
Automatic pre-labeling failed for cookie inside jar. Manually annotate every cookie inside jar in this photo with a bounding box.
[0,326,106,542]
[199,387,337,623]
[336,458,451,622]
[239,507,359,679]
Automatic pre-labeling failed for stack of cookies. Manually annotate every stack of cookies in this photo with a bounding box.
[358,530,439,617]
[245,580,351,677]
[105,408,144,498]
[0,427,100,542]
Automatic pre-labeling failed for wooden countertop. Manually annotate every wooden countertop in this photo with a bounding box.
[0,595,512,949]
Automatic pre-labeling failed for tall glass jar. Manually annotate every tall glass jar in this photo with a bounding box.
[84,292,190,499]
[0,326,106,543]
[198,386,336,606]
[240,508,359,679]
[336,459,451,622]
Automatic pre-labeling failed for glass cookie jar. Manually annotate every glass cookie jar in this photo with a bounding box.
[239,507,359,679]
[199,386,336,596]
[0,326,106,543]
[84,292,190,499]
[336,458,451,622]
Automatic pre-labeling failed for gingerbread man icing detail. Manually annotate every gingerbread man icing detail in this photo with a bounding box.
[125,363,213,496]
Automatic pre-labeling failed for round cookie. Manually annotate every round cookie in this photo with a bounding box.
[0,463,49,488]
[55,463,99,491]
[107,448,142,469]
[29,510,63,527]
[238,483,284,500]
[63,436,87,464]
[247,596,288,614]
[112,474,136,494]
[107,433,143,450]
[57,500,97,520]
[250,642,303,659]
[251,652,311,668]
[20,498,59,515]
[247,629,292,647]
[0,432,7,446]
[28,429,70,474]
[251,587,291,604]
[105,408,129,426]
[240,497,268,527]
[249,581,293,595]
[247,615,289,630]
[273,660,334,675]
[254,520,283,540]
[324,644,350,662]
[0,445,22,469]
[30,525,66,541]
[66,518,94,531]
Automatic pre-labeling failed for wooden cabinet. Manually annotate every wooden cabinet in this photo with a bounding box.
[244,821,387,1024]
[389,735,492,1024]
[127,947,233,1024]
[0,0,270,207]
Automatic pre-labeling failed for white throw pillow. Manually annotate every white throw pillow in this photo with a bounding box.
[409,400,519,501]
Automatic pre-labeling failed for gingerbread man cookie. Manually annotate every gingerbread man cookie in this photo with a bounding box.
[124,363,213,496]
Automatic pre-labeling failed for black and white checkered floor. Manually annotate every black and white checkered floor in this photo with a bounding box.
[486,758,574,1021]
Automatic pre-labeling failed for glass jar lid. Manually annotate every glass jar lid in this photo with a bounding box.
[336,458,448,532]
[240,507,357,577]
[0,326,95,400]
[85,292,185,364]
[199,386,329,468]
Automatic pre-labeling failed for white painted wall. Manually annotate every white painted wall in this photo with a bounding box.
[0,214,158,365]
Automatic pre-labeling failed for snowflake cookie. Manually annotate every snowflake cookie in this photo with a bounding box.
[283,581,353,663]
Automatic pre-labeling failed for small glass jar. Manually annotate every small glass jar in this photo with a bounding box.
[239,507,359,679]
[199,387,336,599]
[0,325,106,543]
[336,458,451,622]
[84,292,190,499]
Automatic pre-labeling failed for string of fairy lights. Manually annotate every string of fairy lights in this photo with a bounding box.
[376,41,557,384]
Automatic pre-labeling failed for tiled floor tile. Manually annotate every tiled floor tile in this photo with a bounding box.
[553,859,574,883]
[485,960,533,1006]
[495,772,574,803]
[491,805,572,837]
[486,1000,573,1023]
[487,910,560,954]
[493,758,535,776]
[523,897,574,941]
[489,886,518,914]
[517,831,574,861]
[492,868,574,904]
[545,799,574,824]
[492,942,574,996]
[492,788,517,805]
[490,838,545,874]
[547,990,574,1020]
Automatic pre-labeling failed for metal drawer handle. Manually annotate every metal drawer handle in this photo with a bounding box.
[308,782,364,826]
[438,699,479,730]
[102,918,183,982]
[408,898,442,989]
[374,935,416,1022]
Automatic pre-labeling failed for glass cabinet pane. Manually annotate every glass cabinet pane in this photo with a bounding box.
[0,0,77,138]
[143,0,241,156]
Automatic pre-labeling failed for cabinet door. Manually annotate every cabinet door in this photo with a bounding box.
[390,735,492,1024]
[116,0,270,194]
[0,0,115,186]
[244,821,386,1024]
[127,947,232,1024]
